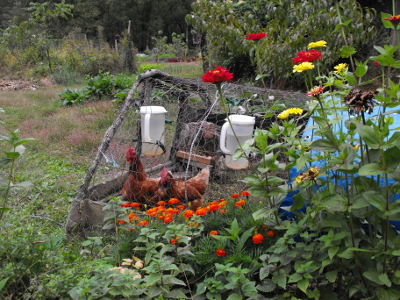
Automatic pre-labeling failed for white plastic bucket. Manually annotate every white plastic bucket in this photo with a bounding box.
[220,115,255,169]
[140,106,167,156]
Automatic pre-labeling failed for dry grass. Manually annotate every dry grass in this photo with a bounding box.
[0,86,117,166]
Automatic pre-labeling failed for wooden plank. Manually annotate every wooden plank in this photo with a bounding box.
[176,151,213,165]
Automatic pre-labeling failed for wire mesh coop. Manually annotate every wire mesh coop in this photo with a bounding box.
[66,69,310,237]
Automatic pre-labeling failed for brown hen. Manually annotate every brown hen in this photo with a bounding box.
[121,148,160,204]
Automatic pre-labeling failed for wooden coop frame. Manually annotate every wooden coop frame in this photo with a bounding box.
[66,69,309,237]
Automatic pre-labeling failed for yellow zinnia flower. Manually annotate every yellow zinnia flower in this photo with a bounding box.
[308,40,327,49]
[278,108,303,119]
[277,111,290,119]
[293,62,314,73]
[334,63,347,74]
[287,108,303,115]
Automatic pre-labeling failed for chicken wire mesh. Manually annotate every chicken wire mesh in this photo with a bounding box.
[66,69,310,236]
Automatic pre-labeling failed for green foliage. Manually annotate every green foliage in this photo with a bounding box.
[58,71,135,106]
[187,0,376,84]
[0,129,34,222]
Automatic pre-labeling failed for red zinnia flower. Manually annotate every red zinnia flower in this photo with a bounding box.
[267,230,276,237]
[241,191,251,197]
[234,200,246,207]
[118,219,125,224]
[306,86,324,97]
[202,66,233,84]
[252,233,264,244]
[210,230,219,236]
[130,202,141,207]
[137,220,148,226]
[293,49,323,63]
[231,193,240,199]
[170,239,176,244]
[157,201,166,206]
[216,249,226,257]
[120,203,130,207]
[183,209,194,218]
[383,15,400,28]
[246,32,267,40]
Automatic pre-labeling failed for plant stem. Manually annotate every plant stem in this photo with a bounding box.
[0,157,15,222]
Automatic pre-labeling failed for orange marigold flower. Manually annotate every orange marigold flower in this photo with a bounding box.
[210,230,219,236]
[234,200,246,207]
[188,222,199,227]
[218,198,225,202]
[168,198,180,205]
[120,203,130,207]
[157,201,167,206]
[216,249,226,257]
[241,191,251,197]
[128,213,139,222]
[231,193,240,199]
[158,215,165,220]
[267,230,276,237]
[177,205,185,210]
[195,207,208,216]
[130,202,141,207]
[118,219,125,224]
[262,224,268,229]
[219,209,226,214]
[252,233,264,244]
[208,202,220,212]
[164,214,174,223]
[218,201,228,208]
[183,209,194,218]
[137,220,148,226]
[170,239,176,244]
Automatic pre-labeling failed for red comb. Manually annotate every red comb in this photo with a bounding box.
[126,148,136,161]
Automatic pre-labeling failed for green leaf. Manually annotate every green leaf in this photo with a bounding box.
[376,287,400,300]
[272,273,286,289]
[325,270,338,283]
[362,191,386,211]
[363,270,384,285]
[310,139,338,152]
[256,279,276,293]
[0,277,10,291]
[357,125,381,149]
[5,151,20,159]
[288,273,303,283]
[379,273,392,287]
[297,279,309,294]
[226,293,242,300]
[145,273,162,286]
[328,246,339,260]
[319,194,347,212]
[359,163,387,176]
[340,45,356,58]
[248,186,268,197]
